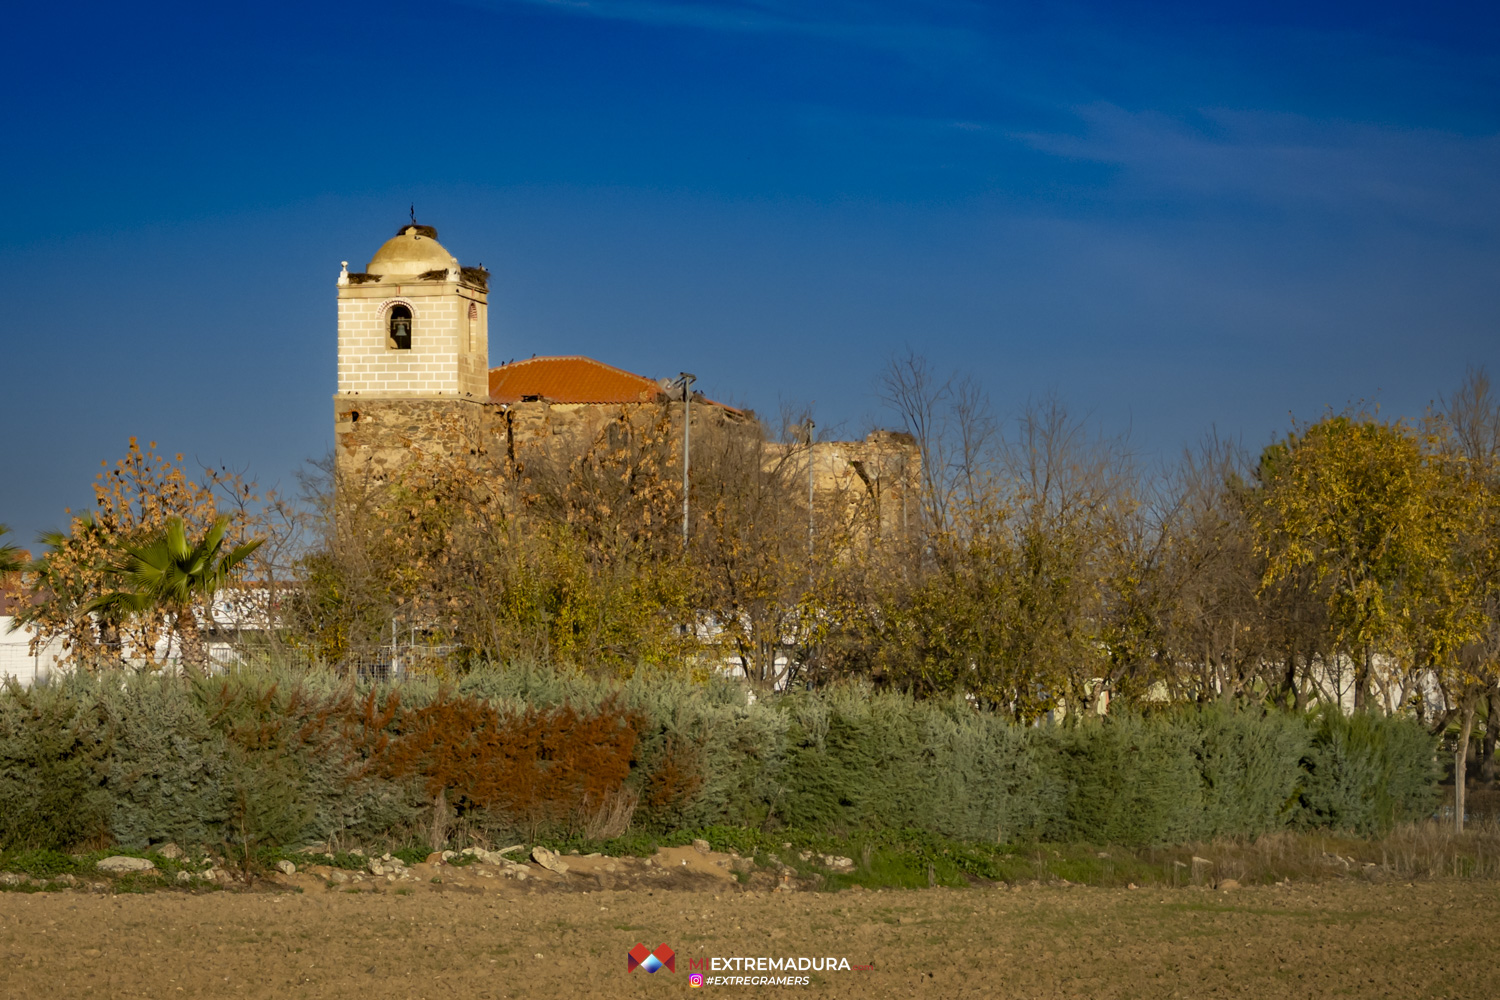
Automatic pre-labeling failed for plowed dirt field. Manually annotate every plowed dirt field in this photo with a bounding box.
[1,879,1494,998]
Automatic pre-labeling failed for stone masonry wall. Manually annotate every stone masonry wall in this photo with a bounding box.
[333,396,489,484]
[333,388,919,550]
[764,431,921,543]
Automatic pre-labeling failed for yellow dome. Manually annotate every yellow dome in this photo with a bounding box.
[367,225,459,277]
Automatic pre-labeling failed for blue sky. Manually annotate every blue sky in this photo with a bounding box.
[3,0,1498,547]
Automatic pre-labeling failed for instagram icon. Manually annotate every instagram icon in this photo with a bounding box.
[689,973,705,987]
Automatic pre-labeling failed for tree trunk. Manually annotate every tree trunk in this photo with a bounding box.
[1293,653,1305,712]
[430,788,450,851]
[1480,684,1499,785]
[1455,700,1475,834]
[1279,649,1303,711]
[176,604,209,677]
[1354,647,1370,711]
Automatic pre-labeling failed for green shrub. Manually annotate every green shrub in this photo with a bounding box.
[1296,708,1440,834]
[98,675,233,849]
[773,691,1041,842]
[1190,706,1310,838]
[1031,715,1203,846]
[0,664,1444,852]
[0,680,110,850]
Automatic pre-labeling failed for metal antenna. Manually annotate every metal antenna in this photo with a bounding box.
[673,373,697,547]
[806,419,816,566]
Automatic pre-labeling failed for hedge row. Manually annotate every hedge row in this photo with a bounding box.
[0,665,1440,852]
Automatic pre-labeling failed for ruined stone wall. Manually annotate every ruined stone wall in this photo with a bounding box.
[490,397,751,469]
[333,388,917,551]
[334,397,660,487]
[333,396,489,484]
[764,430,921,543]
[503,401,627,460]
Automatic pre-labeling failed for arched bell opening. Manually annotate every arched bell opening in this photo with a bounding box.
[388,304,413,350]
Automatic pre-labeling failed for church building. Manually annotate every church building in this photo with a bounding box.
[332,221,918,535]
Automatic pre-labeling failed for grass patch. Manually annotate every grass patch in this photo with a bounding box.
[532,828,696,859]
[679,820,1500,892]
[3,818,1495,895]
[0,849,87,878]
[245,848,369,872]
[399,820,1500,892]
[110,872,173,894]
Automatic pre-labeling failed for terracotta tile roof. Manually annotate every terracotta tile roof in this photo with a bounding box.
[488,356,668,405]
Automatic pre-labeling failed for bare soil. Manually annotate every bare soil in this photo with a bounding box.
[0,873,1494,998]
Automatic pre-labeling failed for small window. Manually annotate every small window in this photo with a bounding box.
[388,305,412,350]
[467,302,478,353]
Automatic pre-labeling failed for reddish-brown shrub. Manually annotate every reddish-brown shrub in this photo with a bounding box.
[641,734,705,823]
[383,692,642,837]
[203,681,400,777]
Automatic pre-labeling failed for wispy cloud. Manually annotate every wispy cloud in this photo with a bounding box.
[478,0,1500,236]
[497,0,947,31]
[468,0,986,57]
[1014,104,1500,231]
[510,0,841,33]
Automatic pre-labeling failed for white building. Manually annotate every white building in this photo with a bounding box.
[0,586,286,685]
[0,592,65,686]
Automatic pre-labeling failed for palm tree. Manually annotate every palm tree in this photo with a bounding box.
[0,523,25,575]
[91,517,263,673]
[12,517,123,663]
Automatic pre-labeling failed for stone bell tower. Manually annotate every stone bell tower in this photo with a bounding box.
[333,222,490,481]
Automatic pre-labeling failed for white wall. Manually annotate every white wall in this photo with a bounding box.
[0,617,64,686]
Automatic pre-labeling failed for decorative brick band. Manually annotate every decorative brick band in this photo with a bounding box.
[377,297,418,318]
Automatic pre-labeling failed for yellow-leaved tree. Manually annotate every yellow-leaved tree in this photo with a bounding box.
[1436,369,1500,830]
[18,438,275,669]
[1252,412,1479,714]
